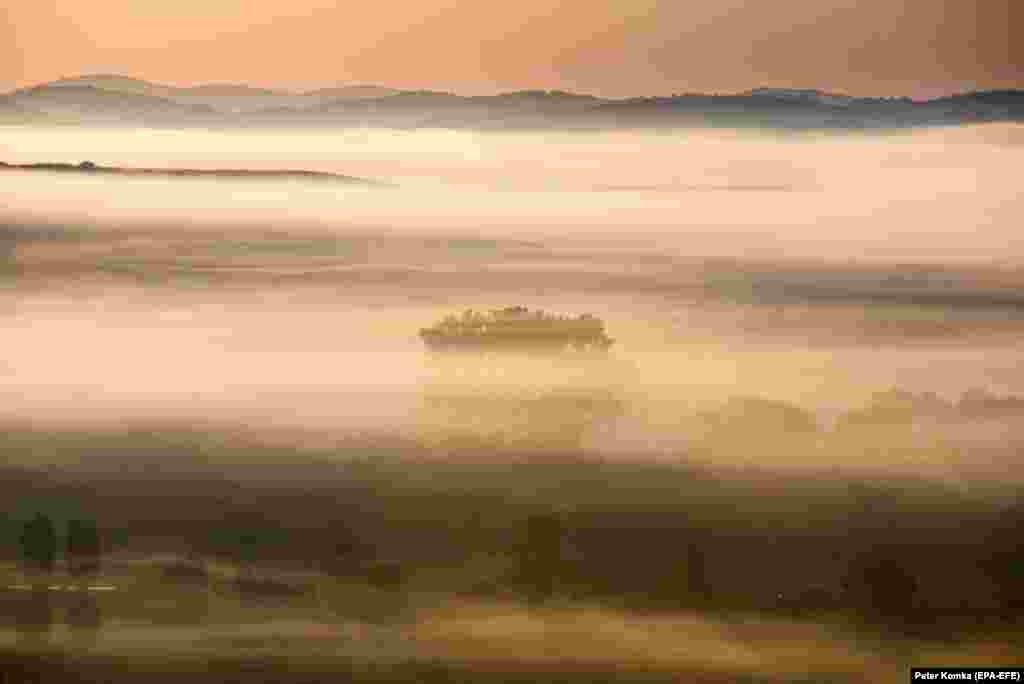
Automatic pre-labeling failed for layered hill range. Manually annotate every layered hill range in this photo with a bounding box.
[2,74,1022,130]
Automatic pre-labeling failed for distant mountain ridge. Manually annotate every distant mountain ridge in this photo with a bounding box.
[5,75,403,116]
[1,83,221,125]
[3,74,1022,130]
[32,74,292,98]
[303,85,402,99]
[43,74,179,97]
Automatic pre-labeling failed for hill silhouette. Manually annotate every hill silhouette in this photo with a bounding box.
[3,75,1023,130]
[2,84,222,124]
[303,85,402,99]
[3,76,401,116]
[44,74,179,97]
[178,83,285,97]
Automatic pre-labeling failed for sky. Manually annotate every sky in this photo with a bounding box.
[1,0,1021,97]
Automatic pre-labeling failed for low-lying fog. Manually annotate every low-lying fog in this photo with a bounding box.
[3,124,1022,261]
[2,123,1023,480]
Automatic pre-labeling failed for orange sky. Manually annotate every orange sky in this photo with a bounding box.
[1,0,1020,96]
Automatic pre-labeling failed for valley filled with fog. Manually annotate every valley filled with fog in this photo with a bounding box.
[4,122,1024,682]
[2,124,1024,479]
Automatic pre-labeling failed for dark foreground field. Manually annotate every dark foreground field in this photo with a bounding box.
[3,420,1024,683]
[0,651,822,684]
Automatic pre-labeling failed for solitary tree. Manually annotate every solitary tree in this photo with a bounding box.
[520,512,565,601]
[842,545,920,626]
[214,517,290,582]
[66,519,102,578]
[980,499,1024,619]
[19,513,58,574]
[684,540,712,604]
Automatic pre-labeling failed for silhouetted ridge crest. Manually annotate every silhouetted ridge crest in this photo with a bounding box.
[4,74,1024,129]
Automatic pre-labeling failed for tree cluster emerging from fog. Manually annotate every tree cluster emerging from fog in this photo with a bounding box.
[19,514,58,574]
[17,513,103,577]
